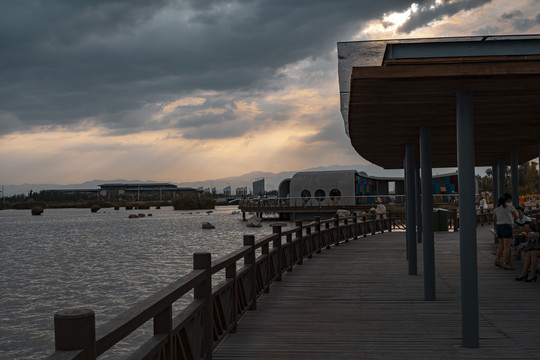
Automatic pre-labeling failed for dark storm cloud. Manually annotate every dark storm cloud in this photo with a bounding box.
[500,10,523,20]
[397,0,492,33]
[3,0,493,138]
[512,13,540,31]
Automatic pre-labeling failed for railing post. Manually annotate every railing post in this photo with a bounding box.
[54,309,96,359]
[272,225,283,281]
[243,235,257,310]
[315,217,322,253]
[344,217,349,242]
[286,233,293,272]
[194,252,213,360]
[325,221,331,249]
[225,260,237,333]
[388,212,393,232]
[362,214,367,237]
[371,213,377,235]
[334,214,340,246]
[295,220,304,264]
[153,305,172,357]
[262,240,270,293]
[306,225,313,258]
[353,212,358,239]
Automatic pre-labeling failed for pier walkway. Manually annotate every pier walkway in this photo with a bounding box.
[213,227,540,359]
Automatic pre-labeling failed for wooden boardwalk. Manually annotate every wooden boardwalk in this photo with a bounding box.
[213,227,540,359]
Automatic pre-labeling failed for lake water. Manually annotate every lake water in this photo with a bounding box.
[0,205,284,359]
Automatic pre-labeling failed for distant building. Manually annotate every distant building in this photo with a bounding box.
[223,186,231,196]
[253,178,265,197]
[236,187,248,196]
[98,183,201,198]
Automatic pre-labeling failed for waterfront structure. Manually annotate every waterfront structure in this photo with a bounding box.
[98,183,200,198]
[338,34,540,348]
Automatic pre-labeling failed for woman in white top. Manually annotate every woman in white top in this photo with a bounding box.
[493,193,518,270]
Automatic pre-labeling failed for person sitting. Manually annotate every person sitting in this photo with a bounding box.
[515,226,539,282]
[514,206,532,249]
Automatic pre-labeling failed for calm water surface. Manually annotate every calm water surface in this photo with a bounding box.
[0,206,283,359]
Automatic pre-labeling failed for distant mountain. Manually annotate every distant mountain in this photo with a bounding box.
[2,164,468,196]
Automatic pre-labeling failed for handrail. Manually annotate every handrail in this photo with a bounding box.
[47,211,394,359]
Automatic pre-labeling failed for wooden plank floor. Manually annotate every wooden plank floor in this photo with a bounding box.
[213,227,540,359]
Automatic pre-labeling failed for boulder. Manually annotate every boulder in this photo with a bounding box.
[31,206,44,216]
[246,215,262,227]
[128,214,139,218]
[138,213,145,218]
[336,209,351,218]
[202,222,215,229]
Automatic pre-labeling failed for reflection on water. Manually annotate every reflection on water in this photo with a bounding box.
[0,206,283,359]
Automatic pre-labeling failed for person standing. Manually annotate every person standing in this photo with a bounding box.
[493,193,518,270]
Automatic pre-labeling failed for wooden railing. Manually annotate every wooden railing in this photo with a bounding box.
[47,213,393,360]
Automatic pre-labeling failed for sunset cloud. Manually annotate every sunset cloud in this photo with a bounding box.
[1,0,538,186]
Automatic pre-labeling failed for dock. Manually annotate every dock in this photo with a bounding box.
[213,226,540,359]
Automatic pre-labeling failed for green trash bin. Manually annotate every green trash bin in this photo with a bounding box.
[433,208,449,231]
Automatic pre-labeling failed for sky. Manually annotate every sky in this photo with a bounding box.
[1,0,539,186]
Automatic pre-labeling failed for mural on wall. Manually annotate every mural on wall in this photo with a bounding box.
[433,175,458,194]
[357,175,380,204]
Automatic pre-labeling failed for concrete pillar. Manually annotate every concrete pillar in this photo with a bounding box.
[405,144,417,275]
[511,152,519,208]
[456,91,479,348]
[420,126,435,301]
[498,159,506,196]
[415,167,422,244]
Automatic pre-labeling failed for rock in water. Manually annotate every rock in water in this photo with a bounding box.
[336,209,350,218]
[128,214,139,218]
[202,222,215,229]
[246,215,262,227]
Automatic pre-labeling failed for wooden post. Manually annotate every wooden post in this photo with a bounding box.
[315,217,322,253]
[363,214,367,237]
[306,225,312,258]
[388,211,393,232]
[344,217,349,242]
[372,213,377,235]
[243,235,256,310]
[334,214,340,246]
[286,233,293,272]
[262,240,270,293]
[153,305,172,357]
[194,252,213,360]
[353,212,359,239]
[272,225,283,281]
[325,221,331,249]
[295,220,304,264]
[54,309,96,359]
[225,261,237,333]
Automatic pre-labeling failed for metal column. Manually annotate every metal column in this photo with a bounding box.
[420,126,435,301]
[498,160,506,197]
[405,144,417,276]
[456,91,479,348]
[511,152,519,208]
[415,167,422,244]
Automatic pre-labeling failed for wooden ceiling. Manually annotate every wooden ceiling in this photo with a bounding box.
[348,60,540,169]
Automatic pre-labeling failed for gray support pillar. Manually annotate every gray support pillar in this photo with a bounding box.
[456,91,479,348]
[415,168,422,244]
[404,155,408,260]
[492,165,499,243]
[511,152,519,208]
[498,160,506,196]
[492,165,499,205]
[405,144,417,275]
[420,126,435,301]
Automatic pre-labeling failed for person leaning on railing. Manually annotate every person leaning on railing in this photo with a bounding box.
[515,224,539,282]
[493,193,518,270]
